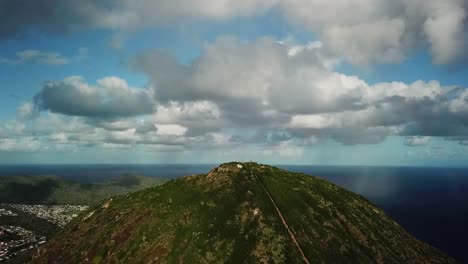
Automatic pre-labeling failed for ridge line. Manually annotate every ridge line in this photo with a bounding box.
[253,173,311,264]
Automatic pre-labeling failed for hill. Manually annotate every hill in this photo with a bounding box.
[31,162,455,263]
[0,174,165,205]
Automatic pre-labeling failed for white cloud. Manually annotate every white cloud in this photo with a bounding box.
[4,35,468,153]
[108,129,137,144]
[49,133,69,144]
[0,48,88,65]
[449,89,468,113]
[286,41,323,57]
[262,141,304,157]
[155,124,188,136]
[133,36,468,145]
[154,101,221,124]
[405,136,431,146]
[0,137,43,152]
[2,0,467,65]
[0,102,232,153]
[282,0,468,65]
[289,115,337,129]
[322,19,406,65]
[34,76,154,118]
[17,102,39,120]
[423,1,467,64]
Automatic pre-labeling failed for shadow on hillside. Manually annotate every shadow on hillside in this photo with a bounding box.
[0,178,59,204]
[114,174,141,188]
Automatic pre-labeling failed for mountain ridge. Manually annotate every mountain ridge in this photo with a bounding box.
[0,174,165,205]
[31,162,455,263]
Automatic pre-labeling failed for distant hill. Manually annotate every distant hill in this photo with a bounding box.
[0,174,165,205]
[31,162,454,263]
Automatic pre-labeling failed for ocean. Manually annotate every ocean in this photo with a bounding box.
[1,164,467,263]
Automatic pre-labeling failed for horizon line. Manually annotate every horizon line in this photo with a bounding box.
[0,163,467,169]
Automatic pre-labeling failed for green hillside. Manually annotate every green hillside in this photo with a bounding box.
[0,174,165,205]
[31,162,455,263]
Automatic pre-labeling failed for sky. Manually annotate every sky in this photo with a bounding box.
[1,0,468,166]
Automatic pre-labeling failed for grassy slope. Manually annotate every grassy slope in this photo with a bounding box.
[257,165,453,264]
[31,162,455,264]
[32,165,302,263]
[0,175,164,263]
[0,175,165,205]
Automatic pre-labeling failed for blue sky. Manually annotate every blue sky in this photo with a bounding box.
[1,1,468,166]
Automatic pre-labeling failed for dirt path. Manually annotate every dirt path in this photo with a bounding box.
[254,174,311,264]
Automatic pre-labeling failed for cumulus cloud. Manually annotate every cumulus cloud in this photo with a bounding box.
[404,136,431,146]
[0,0,106,38]
[1,0,467,65]
[155,124,187,136]
[154,101,221,125]
[0,49,67,65]
[16,102,39,120]
[132,36,468,145]
[4,35,468,153]
[322,19,406,65]
[423,1,468,64]
[262,140,304,157]
[153,100,224,136]
[0,137,43,152]
[0,109,237,153]
[0,0,274,38]
[133,36,366,117]
[0,48,87,65]
[33,76,154,118]
[283,0,468,65]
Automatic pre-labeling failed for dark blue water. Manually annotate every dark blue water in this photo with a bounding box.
[0,164,214,182]
[0,164,467,263]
